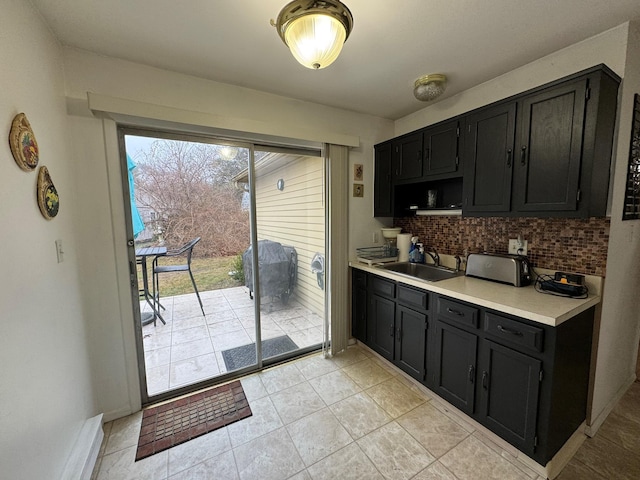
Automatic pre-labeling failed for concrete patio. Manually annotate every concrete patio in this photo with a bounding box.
[140,286,324,396]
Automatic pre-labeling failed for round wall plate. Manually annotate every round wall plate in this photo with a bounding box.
[37,166,59,220]
[9,113,39,171]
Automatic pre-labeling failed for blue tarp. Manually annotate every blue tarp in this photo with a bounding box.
[127,154,145,238]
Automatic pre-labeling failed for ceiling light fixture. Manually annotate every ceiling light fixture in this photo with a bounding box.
[414,74,447,102]
[272,0,354,70]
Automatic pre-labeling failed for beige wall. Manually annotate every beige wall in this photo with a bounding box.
[254,154,325,316]
[591,19,640,430]
[393,22,640,430]
[0,1,96,478]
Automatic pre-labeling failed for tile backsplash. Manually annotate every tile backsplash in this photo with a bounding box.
[394,216,610,277]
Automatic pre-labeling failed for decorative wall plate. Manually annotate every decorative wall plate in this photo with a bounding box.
[9,113,39,171]
[37,166,59,220]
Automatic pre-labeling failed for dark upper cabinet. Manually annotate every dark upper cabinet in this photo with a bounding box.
[422,119,460,179]
[374,142,393,217]
[463,102,517,213]
[513,79,586,213]
[374,64,619,218]
[393,132,423,182]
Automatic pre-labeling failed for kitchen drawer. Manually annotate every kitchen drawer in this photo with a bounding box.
[353,269,367,289]
[437,296,478,329]
[397,284,428,311]
[371,276,395,299]
[484,312,544,353]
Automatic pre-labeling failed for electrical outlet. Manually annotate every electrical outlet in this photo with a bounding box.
[508,238,528,256]
[373,231,379,244]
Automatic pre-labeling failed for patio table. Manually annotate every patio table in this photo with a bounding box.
[136,246,167,325]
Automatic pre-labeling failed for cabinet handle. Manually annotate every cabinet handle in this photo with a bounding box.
[497,325,523,336]
[520,145,527,165]
[468,365,475,383]
[389,324,395,337]
[425,148,430,161]
[506,148,512,167]
[447,307,464,317]
[482,371,489,390]
[397,327,402,341]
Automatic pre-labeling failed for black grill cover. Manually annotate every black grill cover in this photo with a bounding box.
[243,240,293,298]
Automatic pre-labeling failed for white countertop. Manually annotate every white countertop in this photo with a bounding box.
[350,262,601,327]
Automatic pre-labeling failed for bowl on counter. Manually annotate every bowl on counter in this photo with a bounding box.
[381,227,402,238]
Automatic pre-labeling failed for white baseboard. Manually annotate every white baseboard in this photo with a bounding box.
[586,373,637,436]
[61,414,104,480]
[103,405,135,423]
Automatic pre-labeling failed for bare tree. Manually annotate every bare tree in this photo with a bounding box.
[133,140,250,257]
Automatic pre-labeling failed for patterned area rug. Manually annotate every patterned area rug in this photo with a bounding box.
[135,380,251,461]
[221,335,299,371]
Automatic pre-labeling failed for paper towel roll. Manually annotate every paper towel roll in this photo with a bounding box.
[397,233,412,262]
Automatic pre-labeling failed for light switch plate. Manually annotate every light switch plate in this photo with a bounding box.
[55,239,64,263]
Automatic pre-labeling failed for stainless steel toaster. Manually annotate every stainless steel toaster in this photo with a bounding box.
[465,253,531,287]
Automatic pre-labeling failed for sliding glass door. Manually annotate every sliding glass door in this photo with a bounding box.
[119,127,325,404]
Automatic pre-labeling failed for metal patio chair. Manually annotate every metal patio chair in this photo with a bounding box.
[153,237,205,316]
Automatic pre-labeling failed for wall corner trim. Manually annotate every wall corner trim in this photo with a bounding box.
[61,414,104,480]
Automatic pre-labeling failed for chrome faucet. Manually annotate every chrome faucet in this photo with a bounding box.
[454,255,462,272]
[424,247,440,267]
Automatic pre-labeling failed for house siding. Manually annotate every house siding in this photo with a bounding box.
[255,154,325,317]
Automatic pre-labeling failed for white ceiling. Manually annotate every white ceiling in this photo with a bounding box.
[31,0,640,120]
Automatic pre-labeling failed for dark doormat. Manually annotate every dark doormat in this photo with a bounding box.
[221,335,299,371]
[135,380,251,461]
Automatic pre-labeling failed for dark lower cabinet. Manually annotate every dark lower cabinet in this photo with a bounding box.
[351,269,594,467]
[478,339,541,454]
[432,320,478,415]
[369,293,395,361]
[351,270,367,342]
[395,305,427,381]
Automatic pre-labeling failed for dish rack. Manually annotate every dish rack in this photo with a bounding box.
[356,246,399,266]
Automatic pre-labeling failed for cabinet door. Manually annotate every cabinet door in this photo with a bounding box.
[463,102,516,213]
[514,79,587,212]
[374,142,394,217]
[395,305,427,381]
[479,340,541,454]
[351,271,367,342]
[368,294,395,361]
[423,120,460,178]
[432,320,478,415]
[393,132,423,181]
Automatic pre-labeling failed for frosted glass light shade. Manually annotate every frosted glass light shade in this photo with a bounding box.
[273,0,353,70]
[414,74,447,102]
[285,14,346,69]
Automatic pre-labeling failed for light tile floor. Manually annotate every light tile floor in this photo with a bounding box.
[91,344,640,480]
[141,287,324,396]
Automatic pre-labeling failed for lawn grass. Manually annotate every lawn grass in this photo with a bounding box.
[138,255,243,297]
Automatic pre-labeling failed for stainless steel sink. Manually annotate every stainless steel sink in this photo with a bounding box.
[380,262,463,282]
